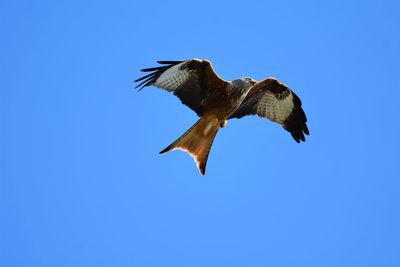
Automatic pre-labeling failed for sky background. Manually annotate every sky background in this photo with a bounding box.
[2,0,400,266]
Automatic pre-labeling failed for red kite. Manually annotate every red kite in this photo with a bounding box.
[135,59,309,175]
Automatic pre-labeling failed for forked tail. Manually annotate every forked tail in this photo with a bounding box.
[160,115,220,175]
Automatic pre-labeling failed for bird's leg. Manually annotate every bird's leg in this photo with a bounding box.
[219,120,227,128]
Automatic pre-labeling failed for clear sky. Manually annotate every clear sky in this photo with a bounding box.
[2,0,400,266]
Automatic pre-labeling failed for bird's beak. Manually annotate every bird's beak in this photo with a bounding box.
[251,79,257,85]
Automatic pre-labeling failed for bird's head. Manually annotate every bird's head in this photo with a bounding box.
[232,77,257,86]
[232,77,257,91]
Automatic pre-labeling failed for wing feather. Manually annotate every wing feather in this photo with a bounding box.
[135,59,227,116]
[229,78,309,143]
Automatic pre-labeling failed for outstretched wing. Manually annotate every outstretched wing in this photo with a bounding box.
[229,78,309,143]
[134,59,227,116]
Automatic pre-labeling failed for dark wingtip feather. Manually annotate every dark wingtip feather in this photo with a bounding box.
[286,122,308,143]
[281,92,309,143]
[135,60,185,90]
[303,124,310,135]
[299,130,305,142]
[134,71,157,82]
[140,66,168,72]
[290,132,301,143]
[135,75,156,89]
[283,105,309,143]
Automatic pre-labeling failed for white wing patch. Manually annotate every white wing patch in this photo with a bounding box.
[153,62,192,91]
[257,92,294,123]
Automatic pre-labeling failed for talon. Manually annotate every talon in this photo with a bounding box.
[220,120,227,128]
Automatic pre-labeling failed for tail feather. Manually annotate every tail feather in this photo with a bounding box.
[159,115,220,175]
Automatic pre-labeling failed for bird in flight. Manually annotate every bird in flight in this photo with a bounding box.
[135,59,309,175]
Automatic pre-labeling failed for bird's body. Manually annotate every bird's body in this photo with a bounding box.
[135,59,309,175]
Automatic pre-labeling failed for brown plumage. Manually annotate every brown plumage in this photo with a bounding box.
[229,78,309,143]
[159,114,220,175]
[135,59,309,175]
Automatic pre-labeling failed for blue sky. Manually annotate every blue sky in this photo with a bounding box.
[2,0,400,266]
